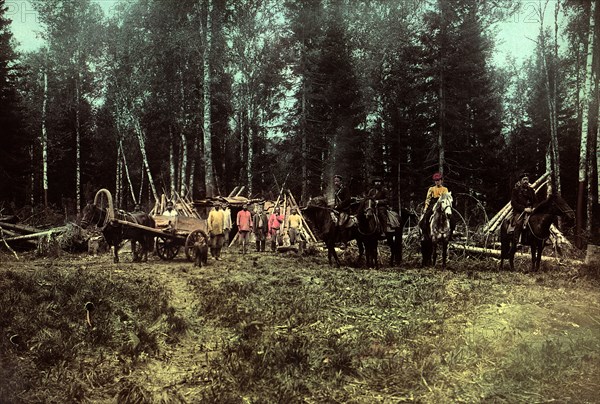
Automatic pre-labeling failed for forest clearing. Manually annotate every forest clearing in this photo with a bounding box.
[1,243,600,403]
[2,0,600,402]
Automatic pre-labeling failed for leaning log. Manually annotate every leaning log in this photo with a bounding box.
[2,227,66,242]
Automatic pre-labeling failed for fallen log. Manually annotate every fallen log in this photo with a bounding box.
[3,227,66,242]
[0,221,43,235]
[449,243,583,266]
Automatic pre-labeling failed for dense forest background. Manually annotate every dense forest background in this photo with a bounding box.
[1,0,599,244]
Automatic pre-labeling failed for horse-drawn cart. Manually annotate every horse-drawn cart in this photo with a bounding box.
[82,189,209,262]
[152,215,209,261]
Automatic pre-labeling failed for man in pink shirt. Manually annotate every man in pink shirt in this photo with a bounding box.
[236,203,253,254]
[268,206,284,252]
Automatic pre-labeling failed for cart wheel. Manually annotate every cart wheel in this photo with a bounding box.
[185,229,209,262]
[156,236,180,260]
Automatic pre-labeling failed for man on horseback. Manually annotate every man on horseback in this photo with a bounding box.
[420,172,449,238]
[367,177,389,235]
[333,174,352,227]
[509,173,537,243]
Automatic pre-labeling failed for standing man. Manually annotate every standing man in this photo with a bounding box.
[236,203,253,254]
[510,172,537,243]
[207,202,225,260]
[223,203,232,247]
[367,177,389,234]
[268,206,285,252]
[253,204,269,252]
[287,208,303,246]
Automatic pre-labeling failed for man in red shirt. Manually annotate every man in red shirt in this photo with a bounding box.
[236,203,253,254]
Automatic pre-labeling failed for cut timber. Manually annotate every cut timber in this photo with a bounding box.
[449,243,583,266]
[0,221,44,235]
[3,227,66,242]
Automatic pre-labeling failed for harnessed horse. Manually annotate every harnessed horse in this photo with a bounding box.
[356,197,379,268]
[500,193,575,271]
[420,192,454,269]
[302,196,363,267]
[355,197,417,268]
[80,189,155,263]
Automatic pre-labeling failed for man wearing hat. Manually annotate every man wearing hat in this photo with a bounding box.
[420,172,449,234]
[236,203,253,254]
[253,203,269,252]
[367,176,389,234]
[333,174,352,227]
[208,202,225,260]
[509,172,537,241]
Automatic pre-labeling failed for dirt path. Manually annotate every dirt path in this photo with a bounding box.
[116,260,226,401]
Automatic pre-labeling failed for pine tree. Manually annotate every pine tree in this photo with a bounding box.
[0,0,30,204]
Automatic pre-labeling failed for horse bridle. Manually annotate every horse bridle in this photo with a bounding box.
[358,198,379,236]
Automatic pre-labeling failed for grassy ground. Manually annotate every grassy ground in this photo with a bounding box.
[1,245,599,403]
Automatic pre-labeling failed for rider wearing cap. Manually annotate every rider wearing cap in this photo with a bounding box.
[509,172,537,241]
[420,172,449,233]
[367,176,389,234]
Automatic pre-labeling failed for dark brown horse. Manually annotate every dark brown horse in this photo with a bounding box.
[500,193,574,271]
[302,196,363,268]
[356,197,379,268]
[81,203,155,263]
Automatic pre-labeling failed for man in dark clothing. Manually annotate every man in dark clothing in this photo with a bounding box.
[253,204,269,252]
[510,173,537,242]
[367,177,389,234]
[333,174,352,226]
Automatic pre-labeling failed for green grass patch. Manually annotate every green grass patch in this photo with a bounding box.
[0,265,187,403]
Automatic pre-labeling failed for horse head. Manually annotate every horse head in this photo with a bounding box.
[434,192,453,217]
[357,196,378,236]
[359,197,376,218]
[80,203,106,228]
[537,193,575,227]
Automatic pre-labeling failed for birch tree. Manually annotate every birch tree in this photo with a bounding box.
[537,0,561,193]
[576,0,596,246]
[202,0,215,197]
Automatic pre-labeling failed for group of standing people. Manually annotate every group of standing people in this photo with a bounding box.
[204,201,305,259]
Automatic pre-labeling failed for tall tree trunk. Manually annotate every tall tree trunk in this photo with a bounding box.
[75,72,82,213]
[119,142,137,204]
[133,118,159,201]
[538,1,561,194]
[577,0,596,248]
[247,110,254,197]
[169,125,175,197]
[115,140,122,208]
[188,136,199,198]
[301,79,308,203]
[41,66,48,208]
[438,0,446,174]
[202,0,215,197]
[178,69,188,196]
[587,135,595,237]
